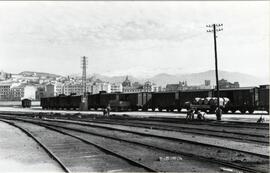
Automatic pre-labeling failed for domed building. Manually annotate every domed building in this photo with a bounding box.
[122,76,131,87]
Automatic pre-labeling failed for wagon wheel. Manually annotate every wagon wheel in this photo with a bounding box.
[240,109,246,114]
[230,109,236,114]
[222,109,228,114]
[248,109,254,114]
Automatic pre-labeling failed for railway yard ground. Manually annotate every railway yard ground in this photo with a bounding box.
[0,106,269,172]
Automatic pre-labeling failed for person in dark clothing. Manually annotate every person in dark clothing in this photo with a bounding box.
[197,110,206,120]
[106,104,111,116]
[186,109,195,120]
[257,116,265,123]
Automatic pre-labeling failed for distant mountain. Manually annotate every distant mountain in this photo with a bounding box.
[19,71,61,78]
[89,74,143,84]
[69,70,268,87]
[148,70,268,87]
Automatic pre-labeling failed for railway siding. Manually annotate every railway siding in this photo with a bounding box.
[47,125,227,172]
[1,119,147,172]
[45,118,269,157]
[79,119,269,144]
[0,115,268,173]
[0,118,237,173]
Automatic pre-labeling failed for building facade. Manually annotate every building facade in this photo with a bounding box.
[91,82,111,94]
[218,79,240,89]
[111,83,123,93]
[45,84,55,97]
[36,87,46,100]
[10,86,24,100]
[0,83,11,100]
[63,83,83,96]
[23,85,37,100]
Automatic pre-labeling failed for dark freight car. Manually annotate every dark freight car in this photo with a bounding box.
[258,85,269,113]
[152,92,178,111]
[88,93,100,110]
[48,97,57,109]
[41,96,60,109]
[119,92,152,111]
[22,99,31,108]
[69,95,81,110]
[58,95,70,109]
[99,93,118,108]
[216,87,258,114]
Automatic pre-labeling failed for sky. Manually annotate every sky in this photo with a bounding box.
[0,1,269,78]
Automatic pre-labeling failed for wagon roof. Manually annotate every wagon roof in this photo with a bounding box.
[217,87,257,91]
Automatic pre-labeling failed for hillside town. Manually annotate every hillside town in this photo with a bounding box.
[0,70,240,101]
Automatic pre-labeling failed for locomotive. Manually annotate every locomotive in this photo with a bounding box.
[41,85,269,114]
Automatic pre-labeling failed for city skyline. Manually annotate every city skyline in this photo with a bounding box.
[0,1,269,78]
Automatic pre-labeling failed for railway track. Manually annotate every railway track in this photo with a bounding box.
[112,116,269,130]
[0,117,239,173]
[77,118,269,144]
[0,115,268,173]
[0,119,155,172]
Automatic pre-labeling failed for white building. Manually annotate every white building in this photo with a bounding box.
[111,83,123,93]
[54,82,64,96]
[0,83,11,100]
[23,85,37,100]
[92,82,111,94]
[10,85,24,100]
[63,83,83,95]
[143,81,157,92]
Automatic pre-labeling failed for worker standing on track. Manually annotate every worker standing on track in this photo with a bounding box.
[106,104,111,116]
[186,109,195,120]
[103,108,107,116]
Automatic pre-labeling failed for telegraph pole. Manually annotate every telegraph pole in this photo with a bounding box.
[207,24,223,120]
[80,56,88,111]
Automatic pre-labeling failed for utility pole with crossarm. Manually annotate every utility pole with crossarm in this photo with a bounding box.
[80,56,88,111]
[206,24,223,120]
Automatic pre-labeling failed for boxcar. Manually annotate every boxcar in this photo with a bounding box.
[152,92,178,111]
[216,87,258,114]
[40,97,47,109]
[22,99,31,108]
[258,85,269,113]
[58,95,70,109]
[69,95,81,110]
[88,94,100,110]
[99,93,118,109]
[119,92,152,111]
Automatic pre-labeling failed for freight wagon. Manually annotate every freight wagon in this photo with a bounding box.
[22,99,31,108]
[40,85,269,114]
[119,92,152,111]
[215,87,258,114]
[258,85,269,113]
[151,92,179,112]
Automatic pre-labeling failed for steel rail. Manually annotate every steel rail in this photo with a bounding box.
[41,118,269,159]
[0,119,70,173]
[0,116,267,173]
[80,119,269,144]
[32,120,270,173]
[0,118,157,172]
